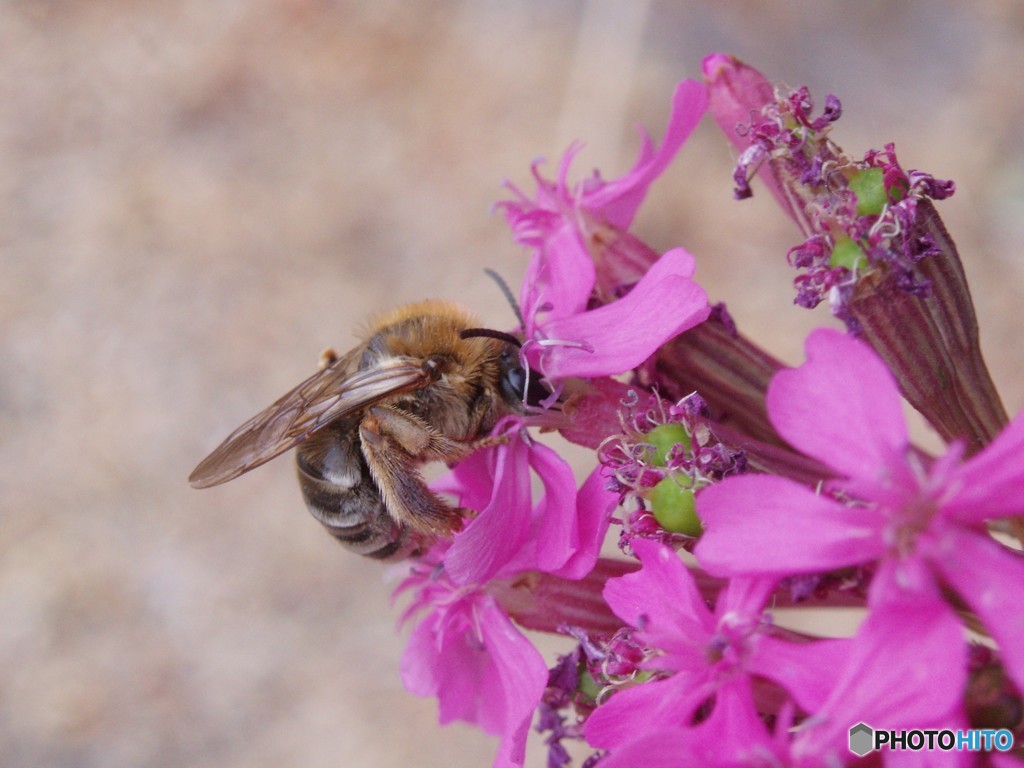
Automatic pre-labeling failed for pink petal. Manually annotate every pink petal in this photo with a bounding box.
[548,464,618,579]
[477,601,548,765]
[492,719,533,768]
[499,438,582,577]
[595,716,783,768]
[794,596,966,761]
[523,440,581,573]
[587,676,777,765]
[932,528,1024,692]
[432,447,498,511]
[868,548,944,604]
[583,79,708,229]
[702,53,800,223]
[537,247,709,379]
[992,754,1024,768]
[702,54,775,152]
[767,328,908,481]
[695,474,886,577]
[444,436,532,585]
[399,608,453,702]
[400,593,547,764]
[592,729,706,768]
[686,676,776,761]
[721,577,849,714]
[942,410,1024,522]
[583,673,714,750]
[715,575,776,617]
[605,539,715,651]
[748,635,849,713]
[520,224,597,324]
[445,430,604,585]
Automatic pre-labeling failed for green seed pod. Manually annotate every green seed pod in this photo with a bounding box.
[646,423,692,467]
[849,166,888,216]
[829,236,868,273]
[649,476,701,536]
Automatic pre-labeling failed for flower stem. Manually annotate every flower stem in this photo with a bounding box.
[653,307,787,448]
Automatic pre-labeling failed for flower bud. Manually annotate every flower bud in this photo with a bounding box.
[847,201,1008,453]
[705,52,1008,453]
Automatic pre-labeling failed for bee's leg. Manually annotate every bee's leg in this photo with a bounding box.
[359,407,463,535]
[466,432,514,452]
[364,406,470,463]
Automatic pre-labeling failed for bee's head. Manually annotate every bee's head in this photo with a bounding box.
[459,328,551,410]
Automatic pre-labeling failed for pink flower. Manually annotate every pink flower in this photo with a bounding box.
[696,328,1024,691]
[582,539,848,754]
[593,681,785,768]
[395,440,618,766]
[500,78,708,295]
[521,246,710,381]
[597,597,968,768]
[791,592,967,765]
[499,78,711,382]
[397,424,619,766]
[434,418,615,586]
[592,585,966,767]
[398,553,548,768]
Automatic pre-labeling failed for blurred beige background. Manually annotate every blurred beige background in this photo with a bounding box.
[3,1,1024,766]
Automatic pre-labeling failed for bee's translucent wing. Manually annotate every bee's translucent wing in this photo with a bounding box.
[189,353,432,488]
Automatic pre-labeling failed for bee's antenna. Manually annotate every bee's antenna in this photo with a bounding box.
[460,328,522,347]
[484,268,526,330]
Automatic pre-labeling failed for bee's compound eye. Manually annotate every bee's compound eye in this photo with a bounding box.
[502,365,526,402]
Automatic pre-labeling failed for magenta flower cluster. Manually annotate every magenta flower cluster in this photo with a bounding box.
[393,54,1024,767]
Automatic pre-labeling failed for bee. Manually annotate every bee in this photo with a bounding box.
[189,300,543,560]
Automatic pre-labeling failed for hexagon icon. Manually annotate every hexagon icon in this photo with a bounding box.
[848,722,874,756]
